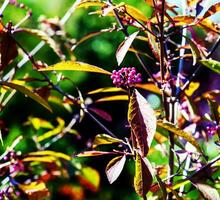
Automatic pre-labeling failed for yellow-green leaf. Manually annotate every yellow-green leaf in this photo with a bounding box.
[93,134,123,148]
[23,156,57,163]
[27,150,71,161]
[134,153,153,197]
[200,59,220,74]
[27,116,54,130]
[135,83,161,95]
[157,120,203,154]
[128,89,157,157]
[39,61,111,75]
[36,117,65,142]
[77,150,116,157]
[79,167,100,192]
[88,87,126,95]
[106,155,126,184]
[1,82,52,112]
[96,95,129,102]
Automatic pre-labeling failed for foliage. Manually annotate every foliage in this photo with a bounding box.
[0,0,220,199]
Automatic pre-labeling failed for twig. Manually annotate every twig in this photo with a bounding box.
[177,36,220,99]
[107,0,159,86]
[85,109,118,139]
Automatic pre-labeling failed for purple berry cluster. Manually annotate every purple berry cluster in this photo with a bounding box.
[206,125,220,136]
[111,67,142,87]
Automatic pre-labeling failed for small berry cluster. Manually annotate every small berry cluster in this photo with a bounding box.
[206,125,220,136]
[111,67,142,87]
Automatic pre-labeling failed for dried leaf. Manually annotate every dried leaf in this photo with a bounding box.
[157,120,203,154]
[105,155,126,184]
[92,134,123,148]
[1,82,52,112]
[18,182,50,200]
[134,153,153,197]
[95,95,128,103]
[77,150,117,157]
[116,31,139,65]
[39,61,111,75]
[192,182,220,200]
[202,2,220,20]
[200,59,220,74]
[128,89,157,157]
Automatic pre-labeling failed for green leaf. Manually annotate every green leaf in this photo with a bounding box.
[93,134,123,148]
[200,59,220,74]
[157,120,203,154]
[105,155,126,184]
[192,182,220,200]
[134,153,153,197]
[128,89,157,157]
[116,31,139,65]
[39,61,111,75]
[1,82,52,112]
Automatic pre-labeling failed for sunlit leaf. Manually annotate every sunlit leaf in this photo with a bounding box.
[27,116,54,130]
[95,95,128,102]
[77,150,117,157]
[192,182,220,200]
[116,31,139,65]
[18,181,49,200]
[27,150,71,161]
[106,155,126,184]
[39,61,111,75]
[202,2,220,20]
[135,83,161,95]
[23,156,57,163]
[93,134,123,148]
[0,82,52,112]
[157,120,203,154]
[87,87,126,95]
[155,175,167,199]
[36,117,65,142]
[78,167,100,192]
[200,59,220,74]
[128,89,157,157]
[17,28,63,58]
[134,153,153,197]
[185,82,200,96]
[77,0,106,9]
